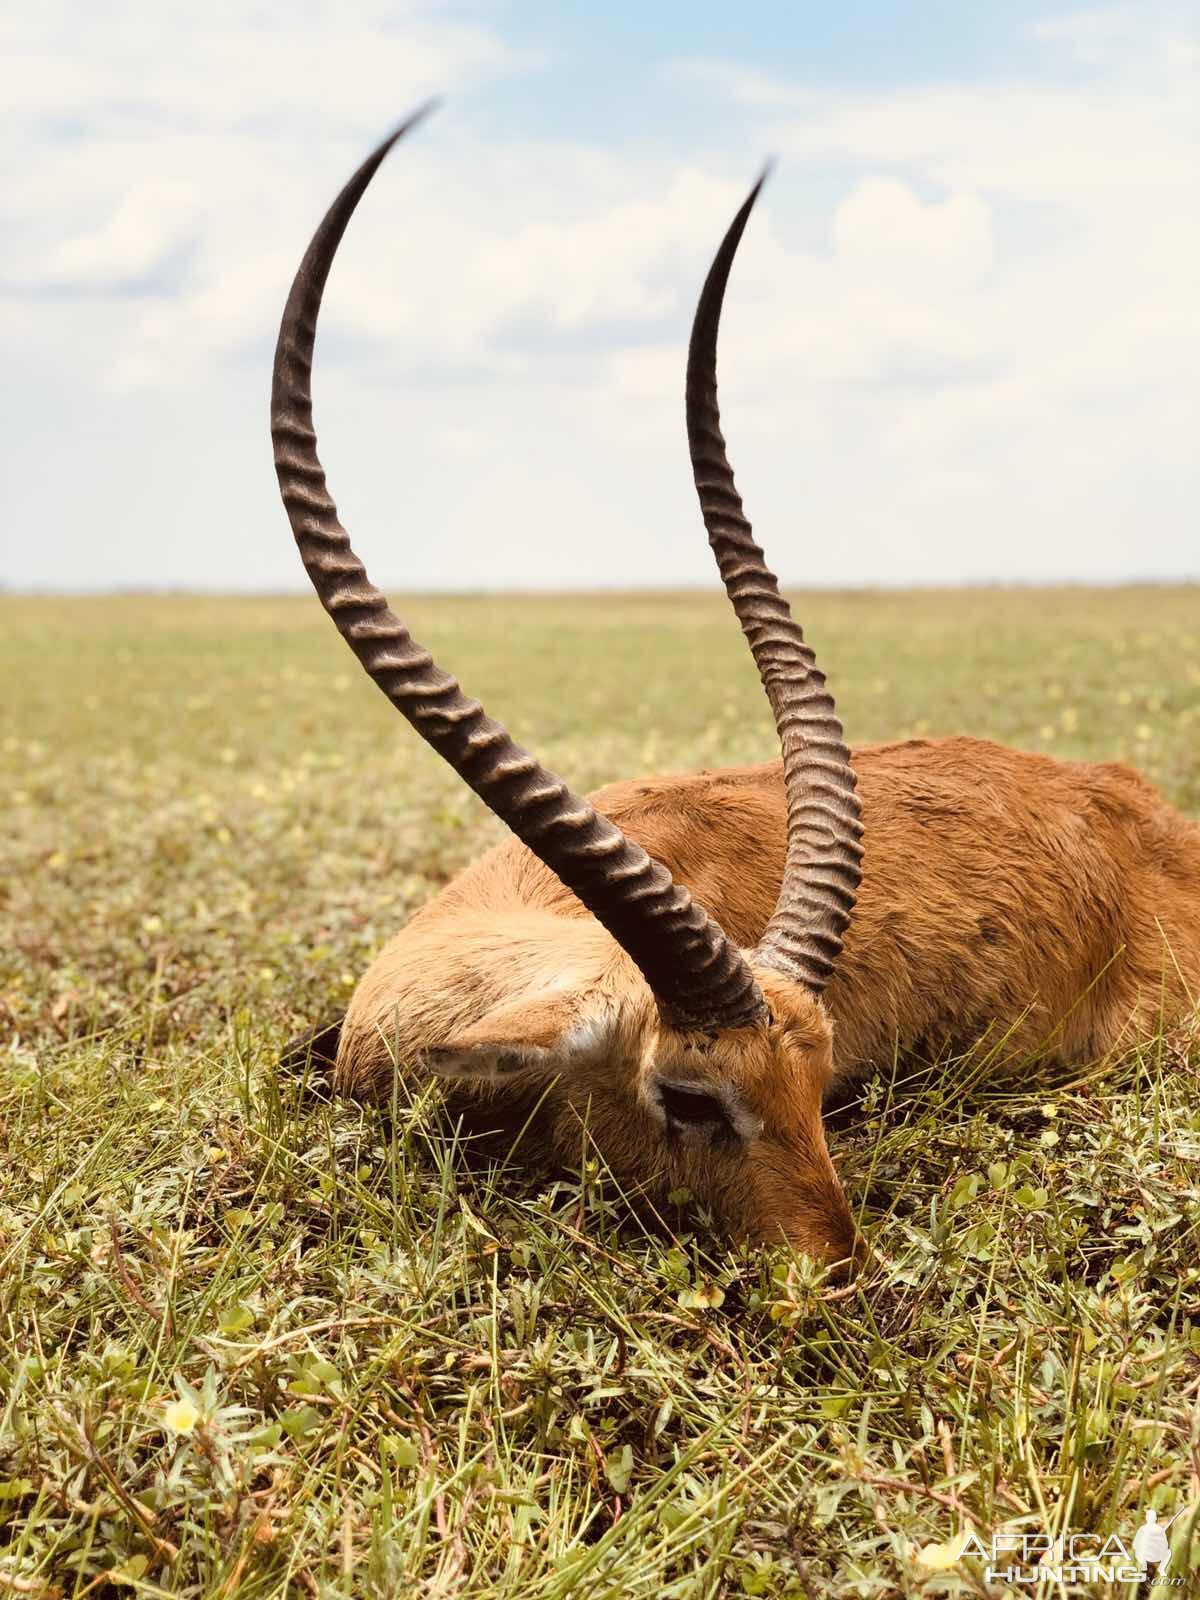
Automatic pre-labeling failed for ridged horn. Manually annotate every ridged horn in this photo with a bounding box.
[686,172,863,996]
[271,109,767,1034]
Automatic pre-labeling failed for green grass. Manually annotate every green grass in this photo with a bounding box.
[2,586,1199,1597]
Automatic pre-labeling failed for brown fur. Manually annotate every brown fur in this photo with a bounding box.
[332,735,1199,1263]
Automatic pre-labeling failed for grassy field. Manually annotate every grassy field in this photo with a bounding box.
[2,586,1199,1598]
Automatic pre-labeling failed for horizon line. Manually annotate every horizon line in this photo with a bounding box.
[3,576,1199,600]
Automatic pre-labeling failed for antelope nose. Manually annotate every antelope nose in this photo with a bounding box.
[801,1180,862,1277]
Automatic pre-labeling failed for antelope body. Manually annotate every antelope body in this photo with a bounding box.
[330,740,1199,1262]
[272,110,1199,1266]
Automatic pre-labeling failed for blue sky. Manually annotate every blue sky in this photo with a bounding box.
[482,0,1112,120]
[2,2,1197,590]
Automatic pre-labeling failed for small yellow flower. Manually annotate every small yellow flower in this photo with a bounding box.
[915,1537,963,1571]
[678,1281,725,1309]
[164,1397,200,1434]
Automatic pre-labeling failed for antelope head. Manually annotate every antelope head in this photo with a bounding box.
[271,109,864,1266]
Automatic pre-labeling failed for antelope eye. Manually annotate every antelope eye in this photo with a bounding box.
[659,1083,735,1140]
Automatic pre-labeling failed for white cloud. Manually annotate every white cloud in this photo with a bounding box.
[1029,2,1200,71]
[0,2,527,132]
[830,179,994,284]
[47,179,198,288]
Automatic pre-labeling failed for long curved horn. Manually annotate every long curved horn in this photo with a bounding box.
[271,110,767,1034]
[686,173,863,996]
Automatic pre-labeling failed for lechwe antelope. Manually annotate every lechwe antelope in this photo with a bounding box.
[272,109,1200,1267]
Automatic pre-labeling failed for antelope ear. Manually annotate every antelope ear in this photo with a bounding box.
[421,990,609,1084]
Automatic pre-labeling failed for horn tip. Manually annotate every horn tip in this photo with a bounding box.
[750,159,775,200]
[382,96,443,155]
